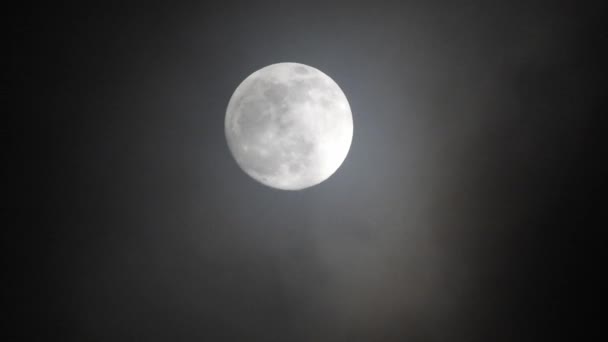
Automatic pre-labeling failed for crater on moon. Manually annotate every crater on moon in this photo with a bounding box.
[225,62,353,190]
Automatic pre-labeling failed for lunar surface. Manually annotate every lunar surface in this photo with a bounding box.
[225,62,353,190]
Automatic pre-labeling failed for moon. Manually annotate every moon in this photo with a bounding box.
[225,62,353,190]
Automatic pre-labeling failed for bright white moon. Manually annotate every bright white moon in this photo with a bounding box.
[225,62,353,190]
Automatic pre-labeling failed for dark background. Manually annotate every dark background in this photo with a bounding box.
[8,1,601,341]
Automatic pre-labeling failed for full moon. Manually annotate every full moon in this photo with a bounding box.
[225,62,353,190]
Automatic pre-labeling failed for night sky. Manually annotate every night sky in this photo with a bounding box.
[9,2,600,341]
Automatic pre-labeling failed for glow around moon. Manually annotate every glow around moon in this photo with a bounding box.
[225,63,353,190]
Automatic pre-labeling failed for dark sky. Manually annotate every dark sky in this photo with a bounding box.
[9,2,600,341]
